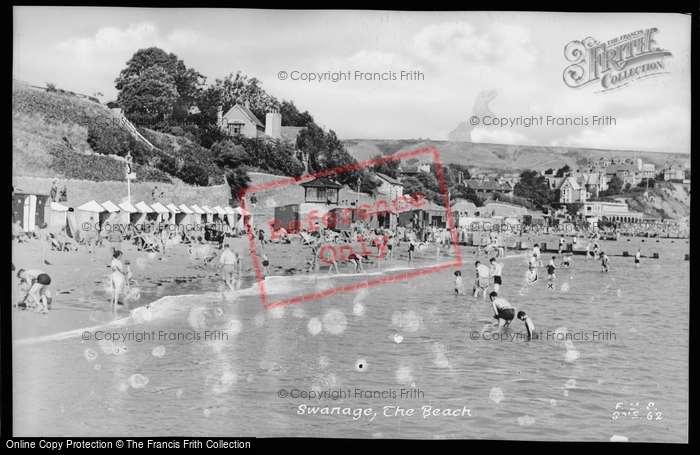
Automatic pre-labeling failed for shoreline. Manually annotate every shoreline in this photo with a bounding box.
[11,233,687,342]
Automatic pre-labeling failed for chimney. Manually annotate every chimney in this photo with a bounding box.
[265,109,282,139]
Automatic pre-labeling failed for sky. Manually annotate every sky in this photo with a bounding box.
[13,8,691,154]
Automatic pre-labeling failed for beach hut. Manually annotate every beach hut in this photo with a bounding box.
[201,205,216,224]
[233,206,252,234]
[176,204,195,227]
[213,206,227,225]
[224,206,237,230]
[101,200,127,226]
[135,201,158,224]
[12,191,50,232]
[190,204,207,226]
[118,201,140,226]
[150,202,171,224]
[75,200,106,226]
[49,201,69,229]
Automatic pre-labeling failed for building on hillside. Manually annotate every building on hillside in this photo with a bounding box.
[374,173,404,201]
[299,177,343,205]
[575,172,608,197]
[217,102,265,138]
[463,177,514,195]
[398,164,430,178]
[606,164,641,186]
[663,162,685,181]
[556,176,588,203]
[580,201,643,223]
[636,159,656,179]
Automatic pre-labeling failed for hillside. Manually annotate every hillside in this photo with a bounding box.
[343,139,688,173]
[626,182,691,220]
[11,81,205,184]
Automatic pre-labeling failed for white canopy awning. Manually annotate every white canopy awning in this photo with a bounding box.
[50,202,69,211]
[178,204,194,214]
[213,206,227,215]
[135,201,154,213]
[224,206,236,215]
[101,200,120,212]
[201,205,216,214]
[150,202,170,214]
[166,203,182,213]
[118,201,138,212]
[190,204,206,214]
[76,200,105,213]
[233,206,249,216]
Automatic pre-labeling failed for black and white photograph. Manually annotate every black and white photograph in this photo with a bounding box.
[10,8,690,443]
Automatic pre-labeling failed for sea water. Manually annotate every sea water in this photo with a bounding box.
[12,238,689,441]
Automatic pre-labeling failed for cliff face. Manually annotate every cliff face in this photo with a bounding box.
[626,183,690,220]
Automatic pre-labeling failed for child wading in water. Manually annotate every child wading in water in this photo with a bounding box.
[454,271,465,295]
[547,256,556,281]
[517,311,537,340]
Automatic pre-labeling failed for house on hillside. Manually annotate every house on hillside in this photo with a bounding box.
[374,173,404,201]
[398,164,430,178]
[663,162,685,181]
[606,163,641,186]
[217,102,265,138]
[556,176,588,203]
[463,177,513,196]
[575,172,607,197]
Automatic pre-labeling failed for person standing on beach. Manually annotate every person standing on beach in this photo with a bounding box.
[635,249,641,268]
[49,180,58,202]
[59,184,68,202]
[218,243,238,292]
[35,223,52,266]
[84,217,98,258]
[593,242,600,261]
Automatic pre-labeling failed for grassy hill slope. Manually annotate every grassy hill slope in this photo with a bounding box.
[343,139,688,173]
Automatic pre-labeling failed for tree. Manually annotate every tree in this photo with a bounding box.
[115,47,206,129]
[212,72,280,124]
[602,175,623,196]
[371,154,400,179]
[279,100,314,127]
[514,170,555,209]
[555,165,571,177]
[116,65,179,128]
[214,142,252,201]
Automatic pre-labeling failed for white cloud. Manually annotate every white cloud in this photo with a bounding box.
[413,22,537,70]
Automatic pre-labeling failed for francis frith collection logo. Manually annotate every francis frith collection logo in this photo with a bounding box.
[563,27,672,93]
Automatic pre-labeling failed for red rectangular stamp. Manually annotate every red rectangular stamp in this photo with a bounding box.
[239,146,462,308]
